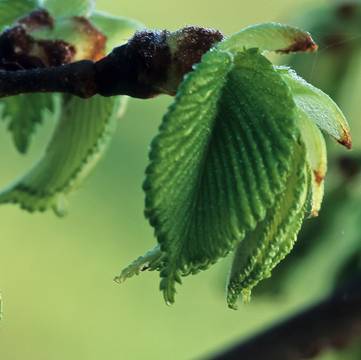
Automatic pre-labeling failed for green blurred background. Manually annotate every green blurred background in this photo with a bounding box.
[0,0,360,359]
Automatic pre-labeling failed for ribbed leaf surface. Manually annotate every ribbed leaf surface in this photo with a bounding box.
[1,94,55,153]
[0,0,38,29]
[0,96,124,216]
[227,144,309,309]
[144,48,298,304]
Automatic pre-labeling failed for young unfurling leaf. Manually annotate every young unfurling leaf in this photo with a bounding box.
[296,111,327,217]
[120,23,351,307]
[217,22,317,54]
[115,245,164,284]
[227,144,309,308]
[1,93,56,154]
[0,4,142,213]
[146,48,299,305]
[279,68,351,149]
[0,96,125,216]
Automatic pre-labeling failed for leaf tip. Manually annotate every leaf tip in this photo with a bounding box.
[226,291,238,310]
[241,289,252,304]
[310,209,319,218]
[227,303,238,311]
[338,132,352,150]
[113,275,124,284]
[277,33,318,54]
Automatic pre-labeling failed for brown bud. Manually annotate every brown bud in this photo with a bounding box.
[95,26,223,98]
[0,25,76,69]
[165,26,224,94]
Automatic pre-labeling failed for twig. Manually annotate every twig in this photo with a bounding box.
[208,276,361,360]
[0,24,224,99]
[0,60,97,98]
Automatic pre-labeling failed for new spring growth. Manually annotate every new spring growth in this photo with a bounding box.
[0,11,224,100]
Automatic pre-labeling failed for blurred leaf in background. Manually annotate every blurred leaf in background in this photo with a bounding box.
[0,0,142,216]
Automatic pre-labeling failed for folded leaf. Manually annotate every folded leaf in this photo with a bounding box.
[1,93,55,153]
[227,144,309,309]
[296,109,327,217]
[279,67,352,149]
[0,95,125,216]
[144,48,299,304]
[90,11,144,52]
[42,0,94,18]
[218,22,317,54]
[0,0,38,30]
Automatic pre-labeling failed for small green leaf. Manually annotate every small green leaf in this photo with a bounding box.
[41,0,94,18]
[144,48,299,304]
[279,68,352,149]
[90,11,144,52]
[296,109,327,217]
[0,95,125,215]
[0,0,38,29]
[115,245,164,284]
[218,22,317,54]
[0,93,55,153]
[227,144,309,309]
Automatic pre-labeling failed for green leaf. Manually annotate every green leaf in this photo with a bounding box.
[218,22,317,54]
[114,245,164,284]
[41,0,94,18]
[143,48,299,304]
[279,67,352,149]
[227,144,309,309]
[0,93,55,154]
[0,0,38,29]
[0,95,125,216]
[90,11,144,52]
[296,109,327,217]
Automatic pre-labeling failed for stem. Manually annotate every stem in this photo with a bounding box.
[0,60,97,98]
[209,276,361,360]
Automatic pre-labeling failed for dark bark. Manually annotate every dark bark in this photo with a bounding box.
[0,60,96,98]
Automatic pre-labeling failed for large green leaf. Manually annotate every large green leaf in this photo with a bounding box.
[41,0,94,18]
[0,0,38,30]
[227,144,309,309]
[0,93,55,153]
[279,68,351,148]
[143,48,299,304]
[90,11,144,52]
[0,95,125,216]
